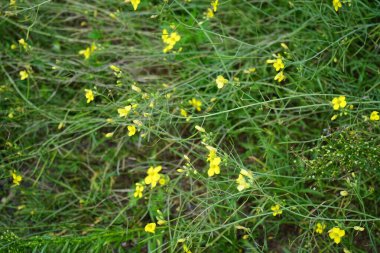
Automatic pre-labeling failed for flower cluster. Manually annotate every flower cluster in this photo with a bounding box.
[130,0,140,11]
[12,171,22,186]
[235,169,253,191]
[271,204,282,216]
[78,43,97,60]
[267,54,286,83]
[206,147,221,177]
[189,98,202,112]
[205,0,219,19]
[84,89,94,103]
[215,75,228,89]
[144,166,163,188]
[162,29,181,53]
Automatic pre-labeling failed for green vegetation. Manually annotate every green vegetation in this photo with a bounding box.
[1,0,379,252]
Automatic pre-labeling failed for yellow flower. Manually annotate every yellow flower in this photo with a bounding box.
[271,204,282,216]
[12,171,22,186]
[109,65,121,73]
[331,114,338,121]
[266,56,285,71]
[328,227,345,244]
[180,109,188,117]
[189,98,202,112]
[78,43,97,60]
[331,96,347,110]
[236,169,253,191]
[144,223,156,233]
[129,0,140,11]
[340,190,348,197]
[118,105,132,117]
[370,111,379,121]
[215,75,228,89]
[84,89,94,103]
[128,125,136,136]
[333,0,342,12]
[315,223,326,234]
[206,8,214,18]
[18,38,29,50]
[274,71,285,82]
[162,29,181,53]
[207,149,221,177]
[236,174,249,191]
[144,166,162,188]
[211,0,218,12]
[133,183,144,198]
[19,70,29,80]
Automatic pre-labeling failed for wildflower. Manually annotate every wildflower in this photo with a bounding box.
[215,75,228,89]
[12,171,22,186]
[129,0,140,11]
[315,223,326,234]
[370,111,379,121]
[180,109,188,117]
[19,70,29,80]
[236,174,249,191]
[162,29,181,53]
[105,132,114,138]
[211,0,218,12]
[236,169,253,191]
[331,96,347,110]
[18,39,29,50]
[333,0,342,12]
[271,204,282,216]
[331,114,338,121]
[84,89,94,103]
[206,8,214,18]
[328,227,345,244]
[11,43,17,50]
[144,223,156,234]
[266,56,285,71]
[144,166,162,188]
[118,105,132,117]
[78,43,97,60]
[133,183,144,198]
[340,190,348,197]
[128,125,136,136]
[274,71,285,82]
[354,226,364,231]
[189,98,202,112]
[207,148,221,177]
